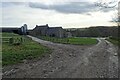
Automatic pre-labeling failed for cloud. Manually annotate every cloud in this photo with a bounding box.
[1,1,117,28]
[29,2,98,14]
[28,1,116,14]
[2,1,116,14]
[1,2,26,7]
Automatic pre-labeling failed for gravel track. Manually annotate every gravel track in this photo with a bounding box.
[2,36,118,78]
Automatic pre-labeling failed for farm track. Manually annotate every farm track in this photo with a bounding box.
[2,35,118,78]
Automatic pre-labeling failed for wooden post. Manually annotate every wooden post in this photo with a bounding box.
[9,37,13,44]
[67,38,69,43]
[20,37,23,43]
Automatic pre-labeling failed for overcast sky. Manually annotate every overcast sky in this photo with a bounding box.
[0,0,118,29]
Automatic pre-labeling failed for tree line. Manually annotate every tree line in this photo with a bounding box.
[66,26,118,38]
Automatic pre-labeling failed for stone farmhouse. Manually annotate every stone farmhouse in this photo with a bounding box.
[1,24,28,35]
[28,24,71,38]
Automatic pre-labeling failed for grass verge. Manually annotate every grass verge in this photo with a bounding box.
[2,33,51,66]
[106,39,120,46]
[37,36,98,45]
[106,36,120,46]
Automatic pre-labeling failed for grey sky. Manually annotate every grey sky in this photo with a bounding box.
[0,0,118,29]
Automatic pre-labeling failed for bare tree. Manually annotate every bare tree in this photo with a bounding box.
[95,0,119,26]
[95,0,118,8]
[95,0,120,40]
[118,1,120,26]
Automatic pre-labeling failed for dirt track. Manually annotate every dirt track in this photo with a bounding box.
[2,35,118,78]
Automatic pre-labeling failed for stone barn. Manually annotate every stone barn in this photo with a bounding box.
[29,24,67,38]
[46,27,65,38]
[31,24,48,36]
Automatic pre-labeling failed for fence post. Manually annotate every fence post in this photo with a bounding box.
[20,37,23,43]
[67,39,69,43]
[9,37,13,44]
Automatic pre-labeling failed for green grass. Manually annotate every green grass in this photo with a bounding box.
[2,32,19,37]
[106,36,120,46]
[68,37,98,45]
[2,33,51,66]
[106,38,120,46]
[38,36,98,45]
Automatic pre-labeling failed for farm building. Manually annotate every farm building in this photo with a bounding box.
[28,24,70,38]
[1,24,28,35]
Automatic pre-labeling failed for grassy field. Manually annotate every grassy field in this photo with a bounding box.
[106,38,120,46]
[38,36,98,45]
[107,39,118,45]
[68,37,98,45]
[2,33,51,66]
